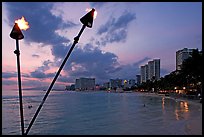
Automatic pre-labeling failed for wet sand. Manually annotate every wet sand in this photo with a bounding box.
[136,92,202,135]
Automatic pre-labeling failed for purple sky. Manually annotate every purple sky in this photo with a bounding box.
[2,2,202,90]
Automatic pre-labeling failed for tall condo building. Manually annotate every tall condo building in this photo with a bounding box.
[140,59,160,83]
[176,48,194,70]
[148,59,160,80]
[75,77,95,91]
[124,79,136,88]
[136,75,141,85]
[140,65,148,83]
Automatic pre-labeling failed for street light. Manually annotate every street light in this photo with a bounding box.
[10,21,26,135]
[25,8,97,135]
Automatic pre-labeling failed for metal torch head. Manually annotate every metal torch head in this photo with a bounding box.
[80,8,95,28]
[10,23,24,40]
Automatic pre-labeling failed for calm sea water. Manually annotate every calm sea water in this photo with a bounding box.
[2,90,202,135]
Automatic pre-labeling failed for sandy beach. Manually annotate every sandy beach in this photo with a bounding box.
[136,92,202,135]
[136,92,202,107]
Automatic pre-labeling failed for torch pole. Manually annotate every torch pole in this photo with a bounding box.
[25,24,86,135]
[14,39,25,135]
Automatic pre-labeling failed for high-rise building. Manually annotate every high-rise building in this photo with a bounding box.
[141,65,145,83]
[140,65,148,83]
[136,75,141,85]
[128,79,136,87]
[148,60,154,80]
[145,64,149,81]
[148,59,160,80]
[124,79,135,88]
[102,82,110,90]
[154,59,160,80]
[110,78,122,89]
[75,77,95,91]
[140,59,160,83]
[176,48,194,70]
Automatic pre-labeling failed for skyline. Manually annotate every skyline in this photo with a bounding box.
[2,2,202,90]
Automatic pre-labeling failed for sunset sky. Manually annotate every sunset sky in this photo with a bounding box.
[2,2,202,90]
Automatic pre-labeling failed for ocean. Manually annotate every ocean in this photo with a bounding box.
[2,90,202,135]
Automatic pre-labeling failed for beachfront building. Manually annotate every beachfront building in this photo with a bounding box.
[124,79,136,89]
[129,79,136,88]
[102,82,110,90]
[136,75,141,86]
[176,48,194,70]
[140,59,160,83]
[148,59,160,81]
[110,78,122,89]
[75,77,95,91]
[65,84,75,91]
[141,65,148,83]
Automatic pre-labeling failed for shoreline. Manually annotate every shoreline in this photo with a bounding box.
[136,92,202,107]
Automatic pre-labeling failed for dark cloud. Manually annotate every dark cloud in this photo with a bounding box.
[22,79,49,90]
[49,42,121,82]
[30,71,55,79]
[29,60,55,78]
[51,43,70,59]
[66,44,120,81]
[2,72,29,78]
[96,11,136,46]
[5,2,76,45]
[32,54,40,58]
[2,72,17,78]
[40,60,53,71]
[2,79,17,85]
[50,43,150,83]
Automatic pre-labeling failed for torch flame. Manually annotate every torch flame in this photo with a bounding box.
[86,8,97,19]
[15,16,30,31]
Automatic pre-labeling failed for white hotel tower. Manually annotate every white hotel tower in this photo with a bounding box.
[140,59,160,83]
[176,48,194,71]
[75,77,95,91]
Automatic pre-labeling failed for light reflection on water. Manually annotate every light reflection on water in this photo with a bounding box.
[174,101,190,121]
[2,90,202,135]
